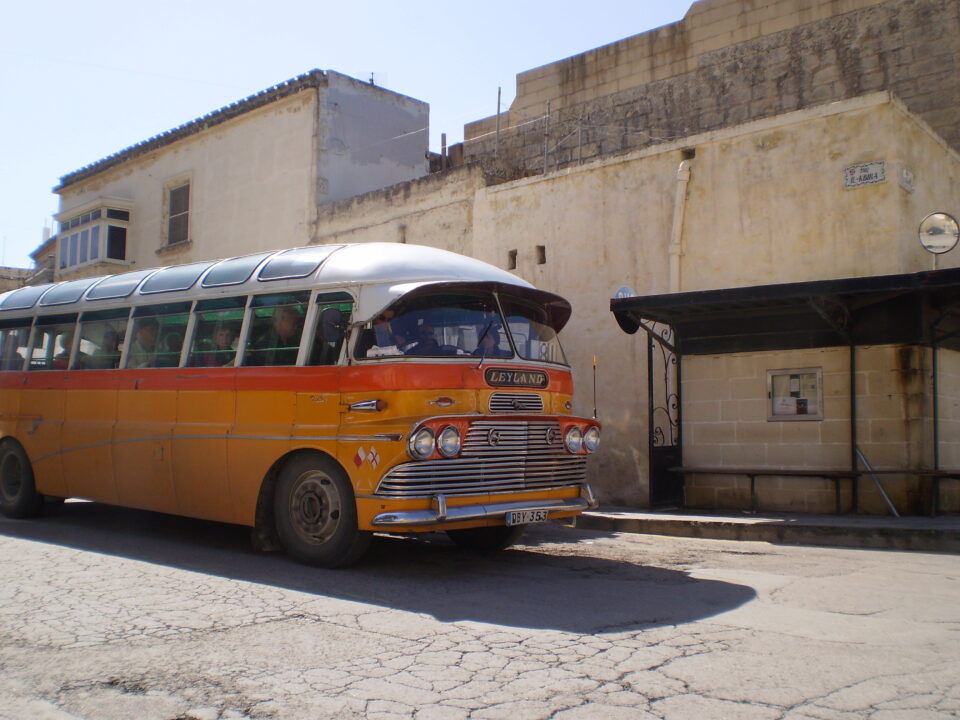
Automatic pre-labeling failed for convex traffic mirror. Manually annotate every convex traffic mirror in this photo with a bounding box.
[918,212,960,254]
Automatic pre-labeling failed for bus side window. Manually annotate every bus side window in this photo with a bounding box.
[188,298,245,368]
[29,321,77,371]
[127,305,191,369]
[0,328,28,371]
[243,295,307,367]
[309,304,351,366]
[77,312,128,370]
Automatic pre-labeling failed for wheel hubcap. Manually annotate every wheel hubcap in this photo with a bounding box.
[289,471,341,545]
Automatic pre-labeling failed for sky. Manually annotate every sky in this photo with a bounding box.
[0,0,693,269]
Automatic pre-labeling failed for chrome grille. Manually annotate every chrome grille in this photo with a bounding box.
[489,392,544,413]
[376,420,587,497]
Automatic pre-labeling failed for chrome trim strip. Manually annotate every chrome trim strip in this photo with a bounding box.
[372,494,590,527]
[30,432,403,463]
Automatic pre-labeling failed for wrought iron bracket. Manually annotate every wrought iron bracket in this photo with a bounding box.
[638,319,677,353]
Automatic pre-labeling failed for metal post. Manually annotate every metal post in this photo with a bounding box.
[933,340,940,471]
[850,343,858,512]
[495,87,501,158]
[543,100,551,174]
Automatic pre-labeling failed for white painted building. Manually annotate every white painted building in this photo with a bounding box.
[52,70,428,281]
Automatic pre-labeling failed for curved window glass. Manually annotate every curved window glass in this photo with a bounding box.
[202,252,272,287]
[86,270,155,300]
[1,284,53,311]
[258,245,342,281]
[38,277,106,306]
[500,296,567,365]
[354,291,512,360]
[140,262,214,295]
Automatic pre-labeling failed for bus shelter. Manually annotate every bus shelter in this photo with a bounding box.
[611,267,960,515]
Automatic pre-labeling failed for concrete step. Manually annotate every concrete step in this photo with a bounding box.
[577,507,960,553]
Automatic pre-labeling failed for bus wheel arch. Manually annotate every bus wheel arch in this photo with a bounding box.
[0,438,43,519]
[256,450,371,567]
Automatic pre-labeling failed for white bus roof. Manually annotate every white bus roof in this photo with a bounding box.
[0,243,534,318]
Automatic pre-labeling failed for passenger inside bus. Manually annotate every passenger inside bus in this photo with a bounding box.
[310,307,346,365]
[195,324,237,367]
[53,330,84,369]
[247,305,302,365]
[127,318,159,368]
[472,328,511,357]
[406,324,440,355]
[88,330,121,369]
[0,330,25,371]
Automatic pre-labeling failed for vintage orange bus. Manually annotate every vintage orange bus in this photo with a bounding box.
[0,243,600,566]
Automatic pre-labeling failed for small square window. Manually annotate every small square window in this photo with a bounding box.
[767,368,823,421]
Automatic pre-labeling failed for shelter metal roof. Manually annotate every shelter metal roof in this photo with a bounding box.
[611,267,960,354]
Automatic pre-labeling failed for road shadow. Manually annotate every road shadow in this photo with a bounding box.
[0,501,755,634]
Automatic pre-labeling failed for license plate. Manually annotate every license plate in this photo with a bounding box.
[506,509,549,526]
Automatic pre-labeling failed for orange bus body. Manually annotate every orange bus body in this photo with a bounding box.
[0,244,599,566]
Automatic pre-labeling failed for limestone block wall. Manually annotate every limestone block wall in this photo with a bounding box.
[681,344,945,514]
[462,0,960,174]
[311,165,485,256]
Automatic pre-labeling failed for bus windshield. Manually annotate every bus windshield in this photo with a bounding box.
[356,289,567,365]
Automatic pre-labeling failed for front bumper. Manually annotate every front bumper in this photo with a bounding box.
[371,484,598,527]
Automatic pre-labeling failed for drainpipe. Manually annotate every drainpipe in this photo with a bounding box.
[669,161,692,293]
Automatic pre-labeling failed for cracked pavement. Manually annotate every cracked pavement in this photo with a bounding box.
[1,501,958,719]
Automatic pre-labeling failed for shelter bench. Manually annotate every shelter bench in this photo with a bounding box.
[670,467,960,515]
[668,467,859,514]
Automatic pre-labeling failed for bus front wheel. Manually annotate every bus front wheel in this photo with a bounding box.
[0,440,43,519]
[446,525,525,551]
[274,455,371,568]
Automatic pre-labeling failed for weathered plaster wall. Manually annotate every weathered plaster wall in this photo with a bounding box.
[317,72,429,205]
[679,94,960,291]
[464,95,960,505]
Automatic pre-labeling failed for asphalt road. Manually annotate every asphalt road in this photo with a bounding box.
[1,500,958,719]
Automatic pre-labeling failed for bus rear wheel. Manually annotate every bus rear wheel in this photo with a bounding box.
[446,524,525,551]
[274,455,371,568]
[0,440,43,519]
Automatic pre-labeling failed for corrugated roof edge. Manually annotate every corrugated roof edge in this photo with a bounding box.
[55,69,329,191]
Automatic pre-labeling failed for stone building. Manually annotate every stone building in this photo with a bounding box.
[35,0,960,514]
[461,0,959,177]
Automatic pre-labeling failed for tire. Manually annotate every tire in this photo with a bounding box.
[446,524,525,551]
[0,440,43,519]
[273,454,371,568]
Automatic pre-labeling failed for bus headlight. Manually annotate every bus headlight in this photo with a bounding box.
[437,426,461,457]
[584,426,601,453]
[564,426,583,454]
[409,427,435,459]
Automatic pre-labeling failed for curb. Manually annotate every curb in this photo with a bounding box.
[577,511,960,553]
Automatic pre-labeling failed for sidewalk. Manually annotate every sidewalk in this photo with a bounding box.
[577,507,960,553]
